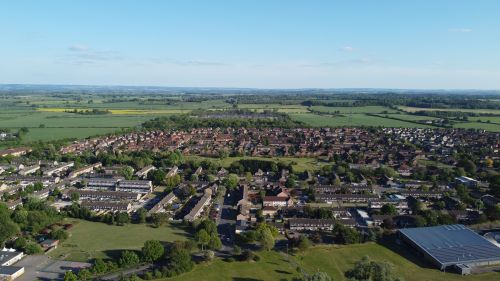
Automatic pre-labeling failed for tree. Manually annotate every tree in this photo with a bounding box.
[195,229,210,251]
[222,173,239,190]
[380,204,397,215]
[285,178,297,189]
[24,242,43,254]
[115,212,130,226]
[119,250,140,267]
[70,192,80,202]
[203,250,215,261]
[63,271,78,281]
[208,234,222,250]
[136,208,147,224]
[92,258,108,274]
[150,213,169,228]
[260,228,275,251]
[77,268,92,281]
[119,166,134,180]
[50,229,69,241]
[303,271,333,281]
[345,256,403,281]
[297,235,311,252]
[333,223,361,244]
[142,240,164,262]
[0,204,19,246]
[165,247,194,276]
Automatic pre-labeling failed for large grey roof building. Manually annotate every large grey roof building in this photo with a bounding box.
[399,224,500,273]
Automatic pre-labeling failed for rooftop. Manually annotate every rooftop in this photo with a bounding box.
[399,224,500,268]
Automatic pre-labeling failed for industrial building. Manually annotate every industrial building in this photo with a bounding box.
[399,224,500,274]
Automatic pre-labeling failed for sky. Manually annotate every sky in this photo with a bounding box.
[0,0,499,89]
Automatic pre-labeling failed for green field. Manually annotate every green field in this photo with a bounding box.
[399,106,500,115]
[164,243,497,281]
[186,155,329,173]
[453,121,500,132]
[49,219,188,262]
[311,105,399,114]
[290,113,433,128]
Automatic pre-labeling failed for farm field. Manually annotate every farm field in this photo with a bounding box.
[49,219,188,262]
[165,243,496,281]
[453,121,500,132]
[310,105,399,114]
[398,106,500,115]
[290,113,433,128]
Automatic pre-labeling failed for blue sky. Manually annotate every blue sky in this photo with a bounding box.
[0,0,499,89]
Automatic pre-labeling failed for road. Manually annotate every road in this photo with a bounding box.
[216,189,238,254]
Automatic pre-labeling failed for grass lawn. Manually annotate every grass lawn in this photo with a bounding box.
[164,251,300,281]
[186,155,329,173]
[162,242,498,281]
[49,219,188,262]
[297,243,498,281]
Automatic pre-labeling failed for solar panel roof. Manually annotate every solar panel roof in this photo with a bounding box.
[399,224,500,266]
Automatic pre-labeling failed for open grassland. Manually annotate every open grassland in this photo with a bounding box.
[290,113,433,128]
[297,243,497,281]
[186,155,328,173]
[166,251,299,281]
[165,243,496,281]
[49,219,188,262]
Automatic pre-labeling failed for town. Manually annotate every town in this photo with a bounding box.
[1,125,499,280]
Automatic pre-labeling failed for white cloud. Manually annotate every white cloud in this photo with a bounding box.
[341,46,355,52]
[449,28,472,33]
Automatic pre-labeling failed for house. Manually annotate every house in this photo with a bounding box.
[262,206,278,217]
[40,239,59,251]
[67,162,102,179]
[288,218,335,231]
[315,193,379,204]
[80,200,132,212]
[68,189,141,201]
[135,165,156,178]
[117,180,152,194]
[482,195,500,207]
[148,192,177,214]
[0,249,24,280]
[42,162,74,176]
[0,147,30,157]
[184,189,212,221]
[86,178,118,191]
[263,196,293,208]
[18,165,40,176]
[455,176,479,188]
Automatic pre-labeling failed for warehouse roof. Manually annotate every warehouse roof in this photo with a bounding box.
[399,224,500,268]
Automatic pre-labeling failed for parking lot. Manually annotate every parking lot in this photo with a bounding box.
[15,255,91,281]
